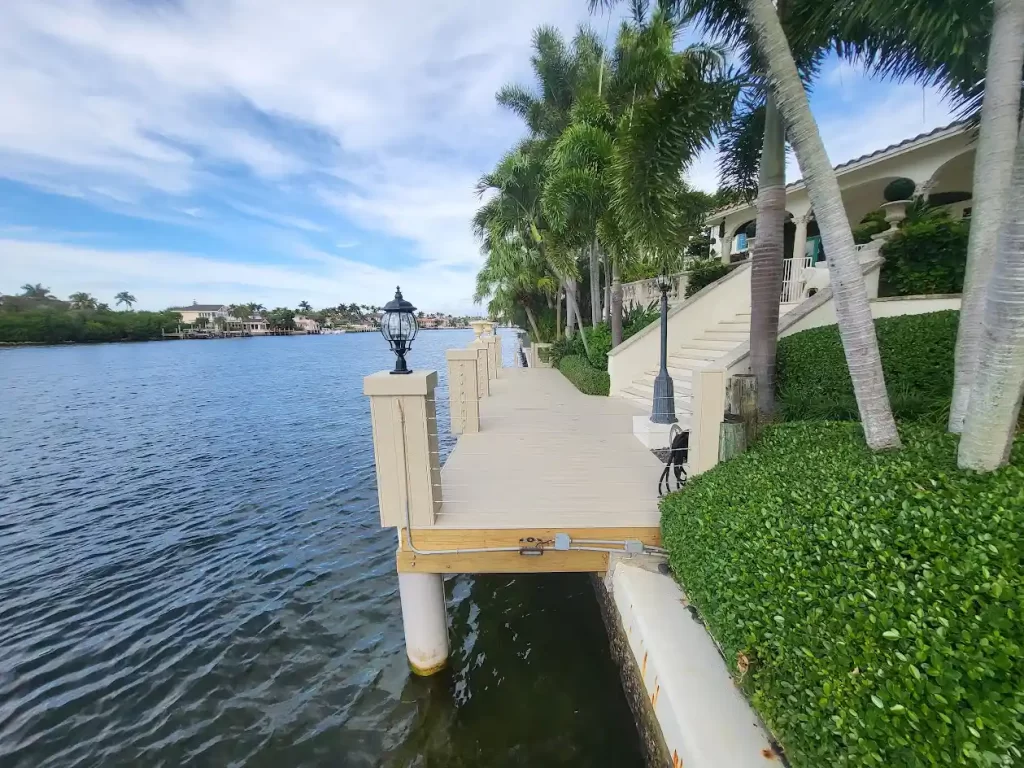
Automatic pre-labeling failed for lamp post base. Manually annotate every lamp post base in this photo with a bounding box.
[650,371,677,424]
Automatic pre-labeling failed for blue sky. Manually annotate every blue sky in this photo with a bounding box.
[0,1,957,313]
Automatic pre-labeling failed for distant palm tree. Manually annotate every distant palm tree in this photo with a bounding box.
[114,291,137,310]
[68,292,98,310]
[20,283,52,299]
[193,316,209,329]
[298,300,312,313]
[247,303,263,318]
[213,316,227,332]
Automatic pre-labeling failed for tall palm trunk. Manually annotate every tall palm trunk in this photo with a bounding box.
[565,279,577,337]
[958,120,1024,470]
[610,257,623,347]
[603,248,611,323]
[948,0,1024,433]
[749,92,787,419]
[745,0,901,450]
[589,240,601,327]
[556,286,562,340]
[565,279,591,357]
[523,303,542,342]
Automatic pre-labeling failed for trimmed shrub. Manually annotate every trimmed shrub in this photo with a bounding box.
[853,209,889,244]
[557,355,609,396]
[686,259,733,298]
[661,421,1024,768]
[883,177,916,202]
[586,323,612,370]
[880,218,968,296]
[777,310,959,422]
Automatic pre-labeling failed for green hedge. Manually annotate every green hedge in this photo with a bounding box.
[777,311,959,422]
[880,218,968,297]
[686,259,733,298]
[661,421,1024,767]
[0,308,182,343]
[557,354,609,395]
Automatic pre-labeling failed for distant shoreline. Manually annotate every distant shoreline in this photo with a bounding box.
[0,326,480,349]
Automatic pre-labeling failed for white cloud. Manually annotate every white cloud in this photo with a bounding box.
[0,0,601,299]
[0,239,480,315]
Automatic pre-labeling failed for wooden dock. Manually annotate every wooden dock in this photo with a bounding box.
[395,366,663,574]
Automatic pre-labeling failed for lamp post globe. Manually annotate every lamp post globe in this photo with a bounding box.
[380,286,419,374]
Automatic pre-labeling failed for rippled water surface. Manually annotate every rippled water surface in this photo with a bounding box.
[0,332,643,767]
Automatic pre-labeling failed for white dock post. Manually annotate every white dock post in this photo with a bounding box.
[445,349,480,434]
[363,369,449,675]
[397,571,449,676]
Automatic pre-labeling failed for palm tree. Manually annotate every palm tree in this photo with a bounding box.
[20,283,52,299]
[495,26,605,337]
[68,292,98,310]
[475,142,593,357]
[298,300,312,313]
[213,316,227,332]
[114,291,137,310]
[958,123,1024,470]
[193,316,209,330]
[743,0,900,450]
[947,0,1024,432]
[475,236,555,341]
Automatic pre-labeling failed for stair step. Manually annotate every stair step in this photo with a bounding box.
[640,371,693,388]
[702,330,749,341]
[668,355,713,369]
[671,347,723,362]
[715,319,751,329]
[620,387,693,418]
[629,380,693,399]
[685,339,738,351]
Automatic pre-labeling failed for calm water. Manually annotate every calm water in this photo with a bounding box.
[0,331,643,768]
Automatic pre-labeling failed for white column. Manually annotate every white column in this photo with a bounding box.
[793,214,809,261]
[397,571,449,675]
[720,225,732,264]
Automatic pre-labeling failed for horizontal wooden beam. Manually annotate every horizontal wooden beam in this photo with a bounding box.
[394,526,661,574]
[397,548,609,574]
[402,526,662,549]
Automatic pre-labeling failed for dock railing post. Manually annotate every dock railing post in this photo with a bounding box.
[468,340,490,397]
[363,369,449,676]
[690,367,726,476]
[363,370,442,528]
[445,349,480,434]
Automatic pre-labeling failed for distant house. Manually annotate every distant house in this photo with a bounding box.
[418,314,443,329]
[168,302,230,325]
[294,315,321,334]
[168,302,268,334]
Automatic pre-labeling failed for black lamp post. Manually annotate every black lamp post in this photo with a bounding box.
[380,286,419,374]
[650,271,677,424]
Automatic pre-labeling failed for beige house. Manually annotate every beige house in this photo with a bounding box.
[169,302,230,325]
[705,120,975,264]
[294,315,321,333]
[168,302,268,333]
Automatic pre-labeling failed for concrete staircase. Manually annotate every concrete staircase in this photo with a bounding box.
[618,304,799,427]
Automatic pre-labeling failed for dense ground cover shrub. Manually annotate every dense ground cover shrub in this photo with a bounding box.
[661,421,1024,767]
[777,311,959,422]
[880,218,968,296]
[0,308,181,343]
[557,354,609,395]
[685,259,733,297]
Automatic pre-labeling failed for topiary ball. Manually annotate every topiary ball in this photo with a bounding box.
[883,177,916,202]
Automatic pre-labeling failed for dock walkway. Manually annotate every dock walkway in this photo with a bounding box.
[397,366,665,574]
